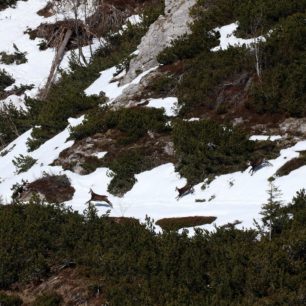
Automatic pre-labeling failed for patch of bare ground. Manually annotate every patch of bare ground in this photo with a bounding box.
[31,0,162,51]
[37,2,54,18]
[2,267,108,305]
[156,216,217,231]
[276,151,306,177]
[54,129,176,175]
[26,20,93,51]
[19,174,75,204]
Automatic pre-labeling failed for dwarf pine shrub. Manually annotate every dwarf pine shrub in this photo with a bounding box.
[12,154,37,174]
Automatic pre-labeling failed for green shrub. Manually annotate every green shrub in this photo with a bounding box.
[0,103,33,147]
[32,293,62,306]
[12,154,37,174]
[0,45,27,65]
[248,13,306,116]
[145,73,177,98]
[157,31,218,65]
[176,47,253,114]
[107,149,153,196]
[1,191,306,304]
[172,119,254,184]
[157,0,306,117]
[0,0,27,10]
[0,293,22,306]
[70,107,168,143]
[28,3,164,150]
[81,156,105,174]
[0,69,14,91]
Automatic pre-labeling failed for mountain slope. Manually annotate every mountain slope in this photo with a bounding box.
[0,0,306,233]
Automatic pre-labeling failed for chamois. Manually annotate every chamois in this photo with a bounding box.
[176,184,195,200]
[248,158,272,175]
[86,188,113,208]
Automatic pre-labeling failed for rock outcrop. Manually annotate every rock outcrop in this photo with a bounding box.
[121,0,196,85]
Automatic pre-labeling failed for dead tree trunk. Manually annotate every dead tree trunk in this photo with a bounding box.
[41,28,73,100]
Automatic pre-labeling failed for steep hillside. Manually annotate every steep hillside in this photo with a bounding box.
[1,0,306,304]
[0,0,306,232]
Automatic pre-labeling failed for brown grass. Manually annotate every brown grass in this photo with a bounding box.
[156,216,217,231]
[276,155,306,177]
[37,2,54,18]
[27,174,75,203]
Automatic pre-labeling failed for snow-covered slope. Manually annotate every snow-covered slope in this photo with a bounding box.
[1,123,306,231]
[0,0,99,107]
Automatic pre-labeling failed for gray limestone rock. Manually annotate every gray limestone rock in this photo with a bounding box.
[120,0,196,85]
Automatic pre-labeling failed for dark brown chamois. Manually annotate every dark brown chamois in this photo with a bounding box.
[248,158,272,175]
[176,184,195,200]
[86,188,113,208]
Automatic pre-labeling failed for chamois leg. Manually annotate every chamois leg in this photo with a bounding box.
[105,199,113,208]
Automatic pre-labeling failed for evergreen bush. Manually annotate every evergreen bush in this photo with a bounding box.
[0,69,14,91]
[172,119,254,184]
[12,154,37,174]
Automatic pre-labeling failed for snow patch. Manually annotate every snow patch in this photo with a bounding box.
[93,152,107,159]
[85,65,158,103]
[212,22,265,52]
[250,135,282,142]
[146,97,179,116]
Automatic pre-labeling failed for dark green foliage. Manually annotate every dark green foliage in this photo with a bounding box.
[248,13,306,116]
[0,69,14,91]
[157,31,218,65]
[70,107,169,195]
[0,103,32,147]
[0,0,27,10]
[1,191,306,304]
[236,0,306,36]
[80,156,105,174]
[0,45,27,65]
[107,149,153,195]
[176,47,253,113]
[27,5,164,150]
[27,92,102,151]
[145,73,177,98]
[12,154,36,174]
[70,107,168,143]
[257,182,288,239]
[0,293,22,306]
[32,293,62,306]
[157,0,306,116]
[105,107,168,144]
[192,0,306,36]
[172,119,254,184]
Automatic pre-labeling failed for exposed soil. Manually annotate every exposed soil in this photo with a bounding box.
[19,174,75,204]
[54,129,176,175]
[2,267,107,305]
[37,2,54,18]
[156,216,217,231]
[27,19,93,51]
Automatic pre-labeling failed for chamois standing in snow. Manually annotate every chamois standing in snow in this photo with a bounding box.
[176,184,195,200]
[86,188,113,208]
[248,158,272,175]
